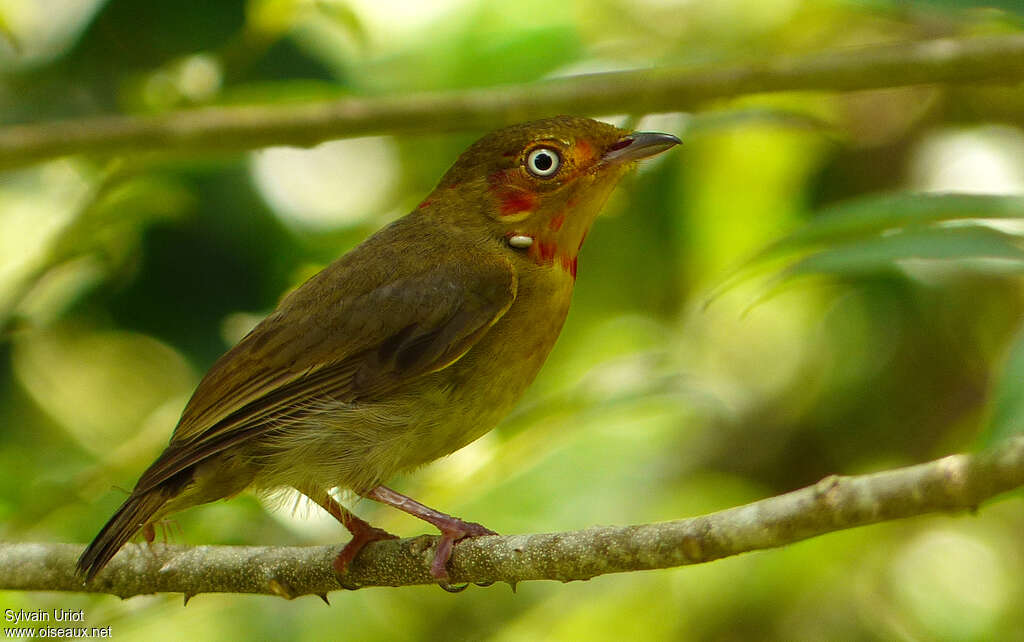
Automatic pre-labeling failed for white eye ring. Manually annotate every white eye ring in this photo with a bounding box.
[526,147,561,177]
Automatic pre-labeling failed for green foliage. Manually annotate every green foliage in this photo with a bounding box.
[712,193,1024,305]
[752,193,1024,260]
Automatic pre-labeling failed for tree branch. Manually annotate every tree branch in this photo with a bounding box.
[2,34,1024,169]
[2,436,1021,599]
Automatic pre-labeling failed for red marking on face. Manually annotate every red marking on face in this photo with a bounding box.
[577,229,588,252]
[548,213,565,231]
[418,198,433,209]
[558,254,578,279]
[575,139,593,161]
[499,190,536,216]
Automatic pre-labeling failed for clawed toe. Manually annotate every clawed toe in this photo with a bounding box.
[359,485,498,582]
[429,519,499,580]
[333,526,399,576]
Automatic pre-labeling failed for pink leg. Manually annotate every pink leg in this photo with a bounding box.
[142,519,181,546]
[364,485,497,580]
[299,487,398,575]
[141,521,163,562]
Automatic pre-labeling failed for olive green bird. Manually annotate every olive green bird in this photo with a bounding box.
[77,115,680,582]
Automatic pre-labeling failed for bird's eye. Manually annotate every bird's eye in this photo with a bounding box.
[526,147,561,178]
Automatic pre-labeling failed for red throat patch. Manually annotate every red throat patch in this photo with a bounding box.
[527,240,578,280]
[559,254,578,279]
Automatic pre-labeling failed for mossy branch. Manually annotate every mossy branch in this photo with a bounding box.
[2,34,1024,169]
[1,436,1021,599]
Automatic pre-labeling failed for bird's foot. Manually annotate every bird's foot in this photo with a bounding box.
[296,486,400,577]
[363,485,499,581]
[333,524,399,576]
[430,518,497,580]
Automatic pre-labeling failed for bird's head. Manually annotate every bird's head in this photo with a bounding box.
[422,116,680,277]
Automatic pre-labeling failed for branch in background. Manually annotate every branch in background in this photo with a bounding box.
[2,436,1021,599]
[2,34,1024,169]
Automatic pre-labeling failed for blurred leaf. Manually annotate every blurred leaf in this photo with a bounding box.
[12,322,195,456]
[49,175,193,265]
[782,225,1024,279]
[0,168,192,337]
[759,193,1024,262]
[314,0,367,49]
[709,193,1024,304]
[10,257,108,331]
[980,321,1024,446]
[744,225,1024,307]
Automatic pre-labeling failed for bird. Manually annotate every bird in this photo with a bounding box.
[77,115,680,583]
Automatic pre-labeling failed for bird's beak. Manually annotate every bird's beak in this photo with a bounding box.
[602,131,682,164]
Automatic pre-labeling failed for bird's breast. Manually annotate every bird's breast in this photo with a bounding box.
[401,263,576,464]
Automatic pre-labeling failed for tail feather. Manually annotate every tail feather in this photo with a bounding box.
[77,489,171,582]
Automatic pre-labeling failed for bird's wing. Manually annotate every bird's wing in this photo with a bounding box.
[134,252,517,493]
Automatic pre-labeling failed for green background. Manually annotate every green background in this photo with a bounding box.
[1,0,1023,640]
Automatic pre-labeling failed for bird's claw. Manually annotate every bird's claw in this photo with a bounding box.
[333,525,399,576]
[429,519,499,580]
[438,581,470,593]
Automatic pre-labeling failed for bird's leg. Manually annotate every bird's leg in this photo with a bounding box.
[299,487,398,575]
[156,518,182,544]
[363,485,497,580]
[140,521,160,560]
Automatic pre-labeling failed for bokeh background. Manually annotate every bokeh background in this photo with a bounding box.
[2,0,1024,640]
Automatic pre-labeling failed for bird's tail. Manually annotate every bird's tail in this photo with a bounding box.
[77,487,173,582]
